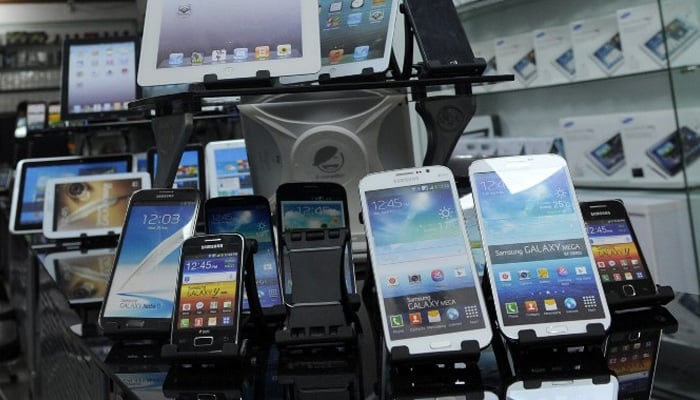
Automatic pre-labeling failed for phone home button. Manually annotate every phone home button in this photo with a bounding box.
[193,336,214,347]
[429,341,451,350]
[546,325,568,334]
[622,284,637,297]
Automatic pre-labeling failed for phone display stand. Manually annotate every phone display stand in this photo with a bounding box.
[609,304,678,334]
[606,284,675,311]
[275,228,360,348]
[162,363,245,400]
[481,267,608,348]
[276,345,364,399]
[160,239,259,364]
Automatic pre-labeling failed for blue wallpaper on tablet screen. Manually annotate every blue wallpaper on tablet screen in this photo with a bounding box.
[365,181,485,341]
[213,146,252,197]
[473,167,605,326]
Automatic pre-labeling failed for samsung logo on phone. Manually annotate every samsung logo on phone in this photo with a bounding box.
[573,23,583,31]
[590,211,612,216]
[496,39,504,46]
[622,117,634,124]
[394,176,419,184]
[155,193,175,199]
[563,121,575,128]
[620,11,631,19]
[201,243,224,249]
[535,31,546,38]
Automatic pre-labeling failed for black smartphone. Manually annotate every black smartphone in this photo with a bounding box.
[580,200,657,299]
[205,195,283,311]
[402,0,484,76]
[275,182,357,305]
[605,327,663,400]
[171,234,244,353]
[99,188,201,337]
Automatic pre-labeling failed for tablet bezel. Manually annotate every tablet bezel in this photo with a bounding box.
[42,172,151,240]
[9,154,135,234]
[204,139,253,199]
[281,0,400,84]
[137,0,321,86]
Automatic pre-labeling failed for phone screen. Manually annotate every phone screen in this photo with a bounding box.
[26,103,47,131]
[588,132,625,174]
[207,203,282,309]
[606,329,660,398]
[364,181,485,341]
[102,199,198,319]
[586,218,649,284]
[279,199,355,296]
[114,372,169,400]
[472,166,605,327]
[212,146,252,197]
[175,250,240,332]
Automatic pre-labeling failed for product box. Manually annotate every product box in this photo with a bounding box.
[617,3,663,72]
[495,32,537,90]
[619,109,700,188]
[560,113,628,187]
[659,0,700,67]
[571,15,625,81]
[471,40,499,93]
[534,25,575,84]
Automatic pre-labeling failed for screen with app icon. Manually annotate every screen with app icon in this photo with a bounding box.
[175,251,240,331]
[586,218,648,283]
[318,0,396,66]
[364,182,486,341]
[156,0,305,68]
[207,204,282,310]
[65,40,138,116]
[472,167,605,326]
[212,146,253,197]
[606,329,659,396]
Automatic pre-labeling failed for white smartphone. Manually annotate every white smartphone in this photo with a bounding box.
[506,377,619,399]
[469,154,611,341]
[359,166,492,355]
[204,139,253,199]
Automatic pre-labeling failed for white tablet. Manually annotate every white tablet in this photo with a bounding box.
[281,0,400,84]
[205,139,254,198]
[9,154,134,234]
[44,248,116,304]
[42,172,150,239]
[138,0,321,86]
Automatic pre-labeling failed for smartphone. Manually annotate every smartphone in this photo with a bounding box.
[402,0,484,76]
[580,200,657,299]
[276,182,357,305]
[359,166,492,354]
[605,327,662,400]
[512,49,537,86]
[645,126,700,176]
[205,195,283,311]
[26,102,47,132]
[506,377,618,399]
[47,102,62,128]
[469,154,610,341]
[587,132,626,176]
[99,188,200,336]
[171,234,244,353]
[591,32,624,75]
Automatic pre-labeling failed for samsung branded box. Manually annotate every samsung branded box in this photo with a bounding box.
[571,14,625,80]
[495,32,537,90]
[534,25,575,84]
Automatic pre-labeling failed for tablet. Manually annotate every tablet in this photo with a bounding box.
[280,0,400,84]
[587,132,626,176]
[138,0,321,86]
[42,172,150,240]
[44,248,116,304]
[9,154,134,234]
[205,139,253,198]
[147,144,205,193]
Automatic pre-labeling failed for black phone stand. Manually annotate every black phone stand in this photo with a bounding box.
[275,228,359,348]
[606,284,675,311]
[160,239,259,364]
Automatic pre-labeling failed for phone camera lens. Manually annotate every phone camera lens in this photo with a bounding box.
[67,182,89,200]
[426,169,430,173]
